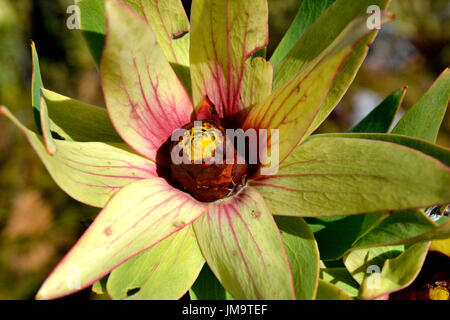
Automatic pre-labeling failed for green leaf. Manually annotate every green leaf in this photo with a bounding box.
[244,13,394,169]
[392,69,450,142]
[0,106,156,208]
[251,137,450,217]
[101,0,194,161]
[345,242,430,299]
[306,213,383,261]
[193,187,296,300]
[41,88,122,142]
[352,210,450,250]
[190,0,271,121]
[270,0,335,68]
[107,225,204,300]
[309,133,450,167]
[78,0,106,66]
[31,39,121,144]
[275,216,320,300]
[273,0,390,138]
[350,87,407,133]
[316,280,352,300]
[320,268,360,298]
[39,94,57,155]
[31,42,44,134]
[36,178,207,299]
[189,264,234,300]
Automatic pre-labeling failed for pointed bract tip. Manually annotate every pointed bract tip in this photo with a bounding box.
[35,287,46,300]
[0,105,9,116]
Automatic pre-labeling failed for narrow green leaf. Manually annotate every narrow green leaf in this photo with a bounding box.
[101,0,194,161]
[350,87,407,133]
[78,0,106,66]
[306,213,383,261]
[251,137,450,217]
[193,187,296,300]
[270,0,335,68]
[275,216,320,300]
[31,42,120,144]
[352,211,450,250]
[392,69,450,142]
[39,94,57,155]
[36,178,207,300]
[107,226,204,300]
[0,106,156,208]
[31,42,44,133]
[41,88,122,142]
[316,280,352,300]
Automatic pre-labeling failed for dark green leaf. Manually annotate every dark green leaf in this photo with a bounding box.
[306,214,383,261]
[352,211,450,250]
[270,0,335,68]
[78,0,106,66]
[31,42,44,134]
[189,264,233,300]
[350,87,406,133]
[392,69,450,142]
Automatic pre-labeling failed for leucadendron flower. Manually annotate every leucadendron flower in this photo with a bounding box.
[1,0,449,300]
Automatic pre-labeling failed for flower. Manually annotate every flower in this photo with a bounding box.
[1,0,449,300]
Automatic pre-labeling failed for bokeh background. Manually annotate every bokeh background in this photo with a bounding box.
[0,0,449,299]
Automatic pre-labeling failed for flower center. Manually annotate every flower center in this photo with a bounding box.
[179,122,223,161]
[169,120,248,202]
[429,285,449,300]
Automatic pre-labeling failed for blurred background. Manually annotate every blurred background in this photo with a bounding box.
[0,0,449,299]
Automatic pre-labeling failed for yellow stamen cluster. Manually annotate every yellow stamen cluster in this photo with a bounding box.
[180,123,223,161]
[429,286,449,300]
